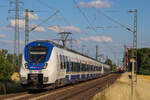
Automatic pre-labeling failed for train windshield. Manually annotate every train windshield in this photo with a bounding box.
[28,46,49,63]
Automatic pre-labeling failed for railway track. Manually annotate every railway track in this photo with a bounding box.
[0,73,120,100]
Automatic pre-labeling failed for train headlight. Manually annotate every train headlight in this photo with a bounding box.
[20,77,27,84]
[43,77,49,82]
[24,63,28,69]
[43,63,48,69]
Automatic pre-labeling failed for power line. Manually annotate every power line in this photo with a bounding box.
[30,10,60,32]
[36,0,54,10]
[72,0,97,33]
[36,0,72,26]
[95,9,133,32]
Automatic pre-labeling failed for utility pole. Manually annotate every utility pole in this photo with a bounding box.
[25,9,29,46]
[129,9,138,71]
[133,9,137,50]
[9,0,23,68]
[15,0,20,56]
[96,45,98,60]
[128,9,138,100]
[130,58,136,100]
[133,9,138,76]
[13,0,19,67]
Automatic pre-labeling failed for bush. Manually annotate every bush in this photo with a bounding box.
[0,81,25,94]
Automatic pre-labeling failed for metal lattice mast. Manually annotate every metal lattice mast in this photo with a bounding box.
[13,0,19,67]
[133,9,137,49]
[9,0,23,68]
[25,9,29,46]
[16,0,20,56]
[129,9,138,100]
[133,9,138,76]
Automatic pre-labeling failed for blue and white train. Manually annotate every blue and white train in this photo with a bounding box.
[20,40,110,89]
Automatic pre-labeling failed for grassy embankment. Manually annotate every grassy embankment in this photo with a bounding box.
[91,73,150,100]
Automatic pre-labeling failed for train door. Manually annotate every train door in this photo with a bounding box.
[58,54,66,79]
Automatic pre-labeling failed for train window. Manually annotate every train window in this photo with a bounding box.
[74,62,76,72]
[85,65,88,71]
[91,66,93,71]
[81,63,84,71]
[28,46,49,63]
[89,66,91,71]
[76,62,79,72]
[66,56,69,71]
[89,65,91,71]
[72,62,75,72]
[88,65,91,72]
[86,65,88,71]
[80,62,82,72]
[66,56,68,69]
[92,66,94,71]
[63,55,66,69]
[64,56,66,69]
[77,62,80,72]
[74,62,77,72]
[73,62,75,72]
[99,67,101,71]
[87,65,89,71]
[71,62,74,72]
[82,64,86,71]
[69,60,72,72]
[60,55,63,69]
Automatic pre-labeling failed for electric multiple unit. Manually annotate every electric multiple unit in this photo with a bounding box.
[19,40,110,89]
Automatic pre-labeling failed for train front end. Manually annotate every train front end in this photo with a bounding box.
[19,41,54,89]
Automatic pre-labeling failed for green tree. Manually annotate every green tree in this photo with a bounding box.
[104,58,113,71]
[7,54,13,64]
[0,49,14,94]
[126,48,150,75]
[6,53,22,72]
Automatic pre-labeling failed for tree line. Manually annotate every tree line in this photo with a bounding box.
[104,58,117,72]
[126,48,150,75]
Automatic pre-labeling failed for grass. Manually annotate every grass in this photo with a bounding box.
[91,72,150,100]
[137,75,150,81]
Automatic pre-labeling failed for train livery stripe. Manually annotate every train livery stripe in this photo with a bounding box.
[65,73,101,82]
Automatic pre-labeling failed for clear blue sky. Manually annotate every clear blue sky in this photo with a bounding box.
[0,0,149,64]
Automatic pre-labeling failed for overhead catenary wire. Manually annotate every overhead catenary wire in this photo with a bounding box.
[35,0,123,61]
[95,8,133,33]
[36,0,72,26]
[72,0,97,33]
[29,10,60,32]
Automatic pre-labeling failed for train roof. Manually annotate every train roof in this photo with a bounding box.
[31,40,102,63]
